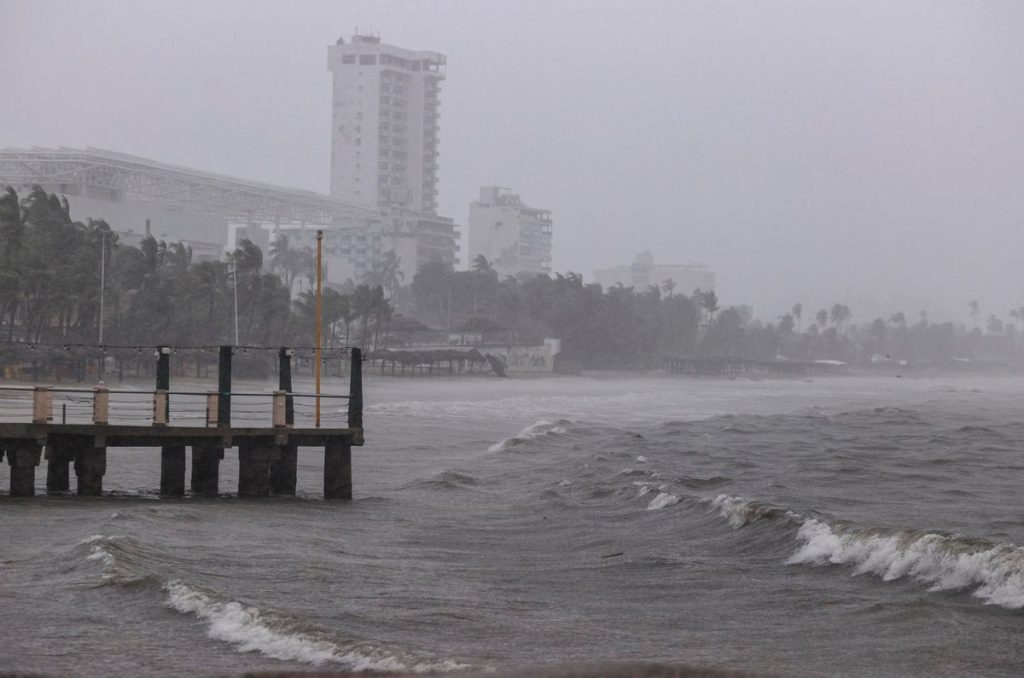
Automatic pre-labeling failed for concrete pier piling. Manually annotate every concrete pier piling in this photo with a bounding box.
[6,441,42,496]
[270,443,297,495]
[45,437,73,493]
[160,445,186,497]
[238,439,278,498]
[191,446,223,497]
[323,440,352,500]
[74,446,106,496]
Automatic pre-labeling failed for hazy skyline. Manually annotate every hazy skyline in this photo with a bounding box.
[4,0,1023,322]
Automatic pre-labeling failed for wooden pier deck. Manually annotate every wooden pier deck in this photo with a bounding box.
[0,346,363,499]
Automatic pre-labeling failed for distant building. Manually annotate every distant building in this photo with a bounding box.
[467,187,552,278]
[0,147,377,267]
[327,34,459,277]
[593,251,715,296]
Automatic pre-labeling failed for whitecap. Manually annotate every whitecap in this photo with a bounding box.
[164,580,469,672]
[788,520,1024,610]
[647,492,680,511]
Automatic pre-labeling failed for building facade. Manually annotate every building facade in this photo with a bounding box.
[467,186,552,279]
[327,34,458,281]
[593,251,715,296]
[328,34,445,214]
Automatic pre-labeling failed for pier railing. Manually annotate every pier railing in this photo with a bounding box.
[0,386,350,428]
[0,345,364,499]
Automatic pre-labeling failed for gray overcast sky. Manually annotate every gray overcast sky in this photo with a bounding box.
[3,0,1023,322]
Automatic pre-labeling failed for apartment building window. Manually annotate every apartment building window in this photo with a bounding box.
[359,54,377,65]
[341,55,355,64]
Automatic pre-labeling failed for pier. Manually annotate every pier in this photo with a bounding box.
[0,345,363,499]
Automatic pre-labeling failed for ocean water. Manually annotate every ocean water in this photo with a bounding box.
[3,373,1024,676]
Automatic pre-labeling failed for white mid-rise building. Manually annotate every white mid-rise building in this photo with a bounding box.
[594,251,715,296]
[468,187,552,279]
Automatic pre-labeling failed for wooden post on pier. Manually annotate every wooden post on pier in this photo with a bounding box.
[349,347,363,438]
[218,345,232,426]
[269,347,298,495]
[324,347,361,500]
[190,346,230,497]
[156,346,186,497]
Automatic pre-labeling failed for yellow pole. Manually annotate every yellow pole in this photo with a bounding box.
[315,230,323,428]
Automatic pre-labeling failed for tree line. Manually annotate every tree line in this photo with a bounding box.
[0,187,393,376]
[1,186,1021,375]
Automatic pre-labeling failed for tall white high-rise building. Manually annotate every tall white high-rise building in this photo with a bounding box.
[327,34,445,214]
[468,187,552,279]
[326,34,458,284]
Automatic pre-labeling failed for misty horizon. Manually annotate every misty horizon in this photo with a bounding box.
[3,0,1023,324]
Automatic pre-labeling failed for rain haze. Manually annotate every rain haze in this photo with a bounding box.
[4,0,1023,322]
[8,4,1024,677]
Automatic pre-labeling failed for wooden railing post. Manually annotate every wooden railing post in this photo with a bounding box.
[153,390,168,426]
[206,392,219,427]
[272,391,287,428]
[93,385,109,425]
[32,386,52,424]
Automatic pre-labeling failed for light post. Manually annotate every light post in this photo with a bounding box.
[314,230,323,428]
[99,229,106,380]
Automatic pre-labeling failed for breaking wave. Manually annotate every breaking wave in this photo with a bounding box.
[164,581,467,672]
[75,535,468,672]
[788,520,1024,609]
[647,492,681,511]
[488,419,571,452]
[709,494,1024,610]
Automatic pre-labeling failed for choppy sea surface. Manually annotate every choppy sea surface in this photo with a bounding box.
[3,373,1024,676]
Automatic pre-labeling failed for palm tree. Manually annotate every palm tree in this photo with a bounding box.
[352,284,375,349]
[969,299,980,330]
[661,278,676,298]
[815,309,829,328]
[233,238,263,277]
[269,234,312,296]
[791,303,802,332]
[471,254,492,273]
[829,304,852,331]
[362,249,404,299]
[694,288,719,326]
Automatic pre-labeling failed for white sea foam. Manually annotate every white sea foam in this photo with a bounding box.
[711,494,792,528]
[79,534,121,579]
[711,494,755,528]
[636,455,648,463]
[788,520,1024,609]
[488,420,568,452]
[164,581,468,672]
[647,492,680,511]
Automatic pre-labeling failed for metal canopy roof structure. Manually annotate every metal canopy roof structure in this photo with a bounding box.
[0,146,378,228]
